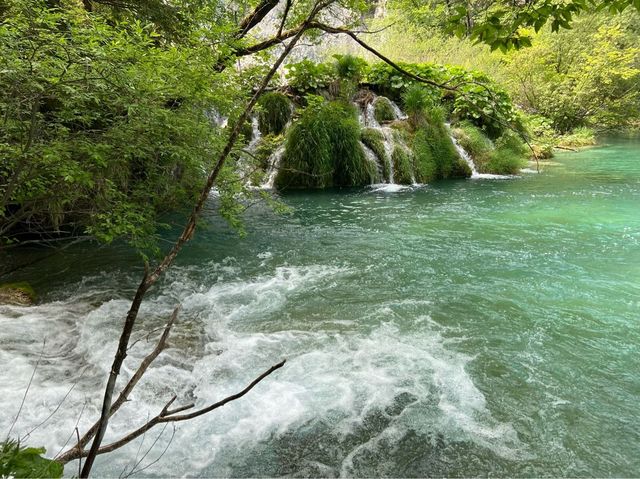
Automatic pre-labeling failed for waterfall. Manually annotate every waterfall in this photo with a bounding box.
[360,141,383,182]
[206,109,228,128]
[449,133,480,177]
[363,101,397,184]
[262,146,285,189]
[248,116,262,151]
[446,125,513,179]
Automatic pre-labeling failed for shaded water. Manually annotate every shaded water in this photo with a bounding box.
[1,139,639,477]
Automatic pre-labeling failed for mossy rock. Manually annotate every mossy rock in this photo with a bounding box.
[392,147,414,184]
[258,92,292,135]
[411,118,465,181]
[361,128,389,182]
[277,101,374,189]
[374,97,396,124]
[0,282,36,306]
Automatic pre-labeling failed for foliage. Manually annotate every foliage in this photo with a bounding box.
[361,128,390,181]
[276,101,374,188]
[0,0,237,250]
[488,133,529,174]
[503,13,640,133]
[557,127,598,148]
[0,440,62,478]
[258,92,292,135]
[402,85,434,128]
[366,61,518,135]
[334,54,368,82]
[388,0,640,52]
[284,59,336,93]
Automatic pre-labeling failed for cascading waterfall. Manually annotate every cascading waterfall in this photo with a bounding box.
[361,97,406,184]
[449,132,481,177]
[446,124,513,180]
[360,141,383,181]
[248,116,262,151]
[262,145,285,189]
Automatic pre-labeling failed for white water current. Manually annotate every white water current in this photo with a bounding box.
[0,260,527,477]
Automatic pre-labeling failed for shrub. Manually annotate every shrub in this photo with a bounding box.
[276,102,375,188]
[557,127,597,148]
[334,54,367,82]
[412,113,467,180]
[285,60,335,93]
[257,92,292,135]
[488,132,528,174]
[374,97,396,123]
[402,85,434,128]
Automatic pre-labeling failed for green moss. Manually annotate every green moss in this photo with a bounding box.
[361,128,389,181]
[374,97,396,124]
[258,92,292,135]
[392,147,414,184]
[0,282,36,305]
[276,101,375,189]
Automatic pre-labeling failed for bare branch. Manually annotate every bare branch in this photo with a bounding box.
[237,0,281,39]
[59,307,179,463]
[62,360,285,463]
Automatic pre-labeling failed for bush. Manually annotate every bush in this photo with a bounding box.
[334,54,367,82]
[488,132,528,174]
[257,92,292,135]
[412,113,467,180]
[276,102,375,188]
[284,60,335,93]
[402,85,434,128]
[557,127,597,148]
[373,97,396,123]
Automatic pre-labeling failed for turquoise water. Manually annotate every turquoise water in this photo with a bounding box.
[1,139,639,477]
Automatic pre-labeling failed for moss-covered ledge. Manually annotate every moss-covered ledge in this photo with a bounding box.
[0,282,36,306]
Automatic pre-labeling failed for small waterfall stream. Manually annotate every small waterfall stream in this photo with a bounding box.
[361,99,402,184]
[447,124,513,179]
[263,146,285,189]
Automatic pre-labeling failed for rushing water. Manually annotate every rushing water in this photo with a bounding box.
[1,139,639,477]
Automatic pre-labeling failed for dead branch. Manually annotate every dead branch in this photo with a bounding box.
[60,307,179,463]
[59,360,286,463]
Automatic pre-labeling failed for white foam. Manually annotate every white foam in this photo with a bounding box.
[369,183,412,193]
[0,264,527,477]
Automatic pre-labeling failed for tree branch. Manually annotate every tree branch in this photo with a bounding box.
[79,4,320,473]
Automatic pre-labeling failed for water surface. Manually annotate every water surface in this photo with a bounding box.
[1,139,639,477]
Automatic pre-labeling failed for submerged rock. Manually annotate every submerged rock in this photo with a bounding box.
[0,282,36,306]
